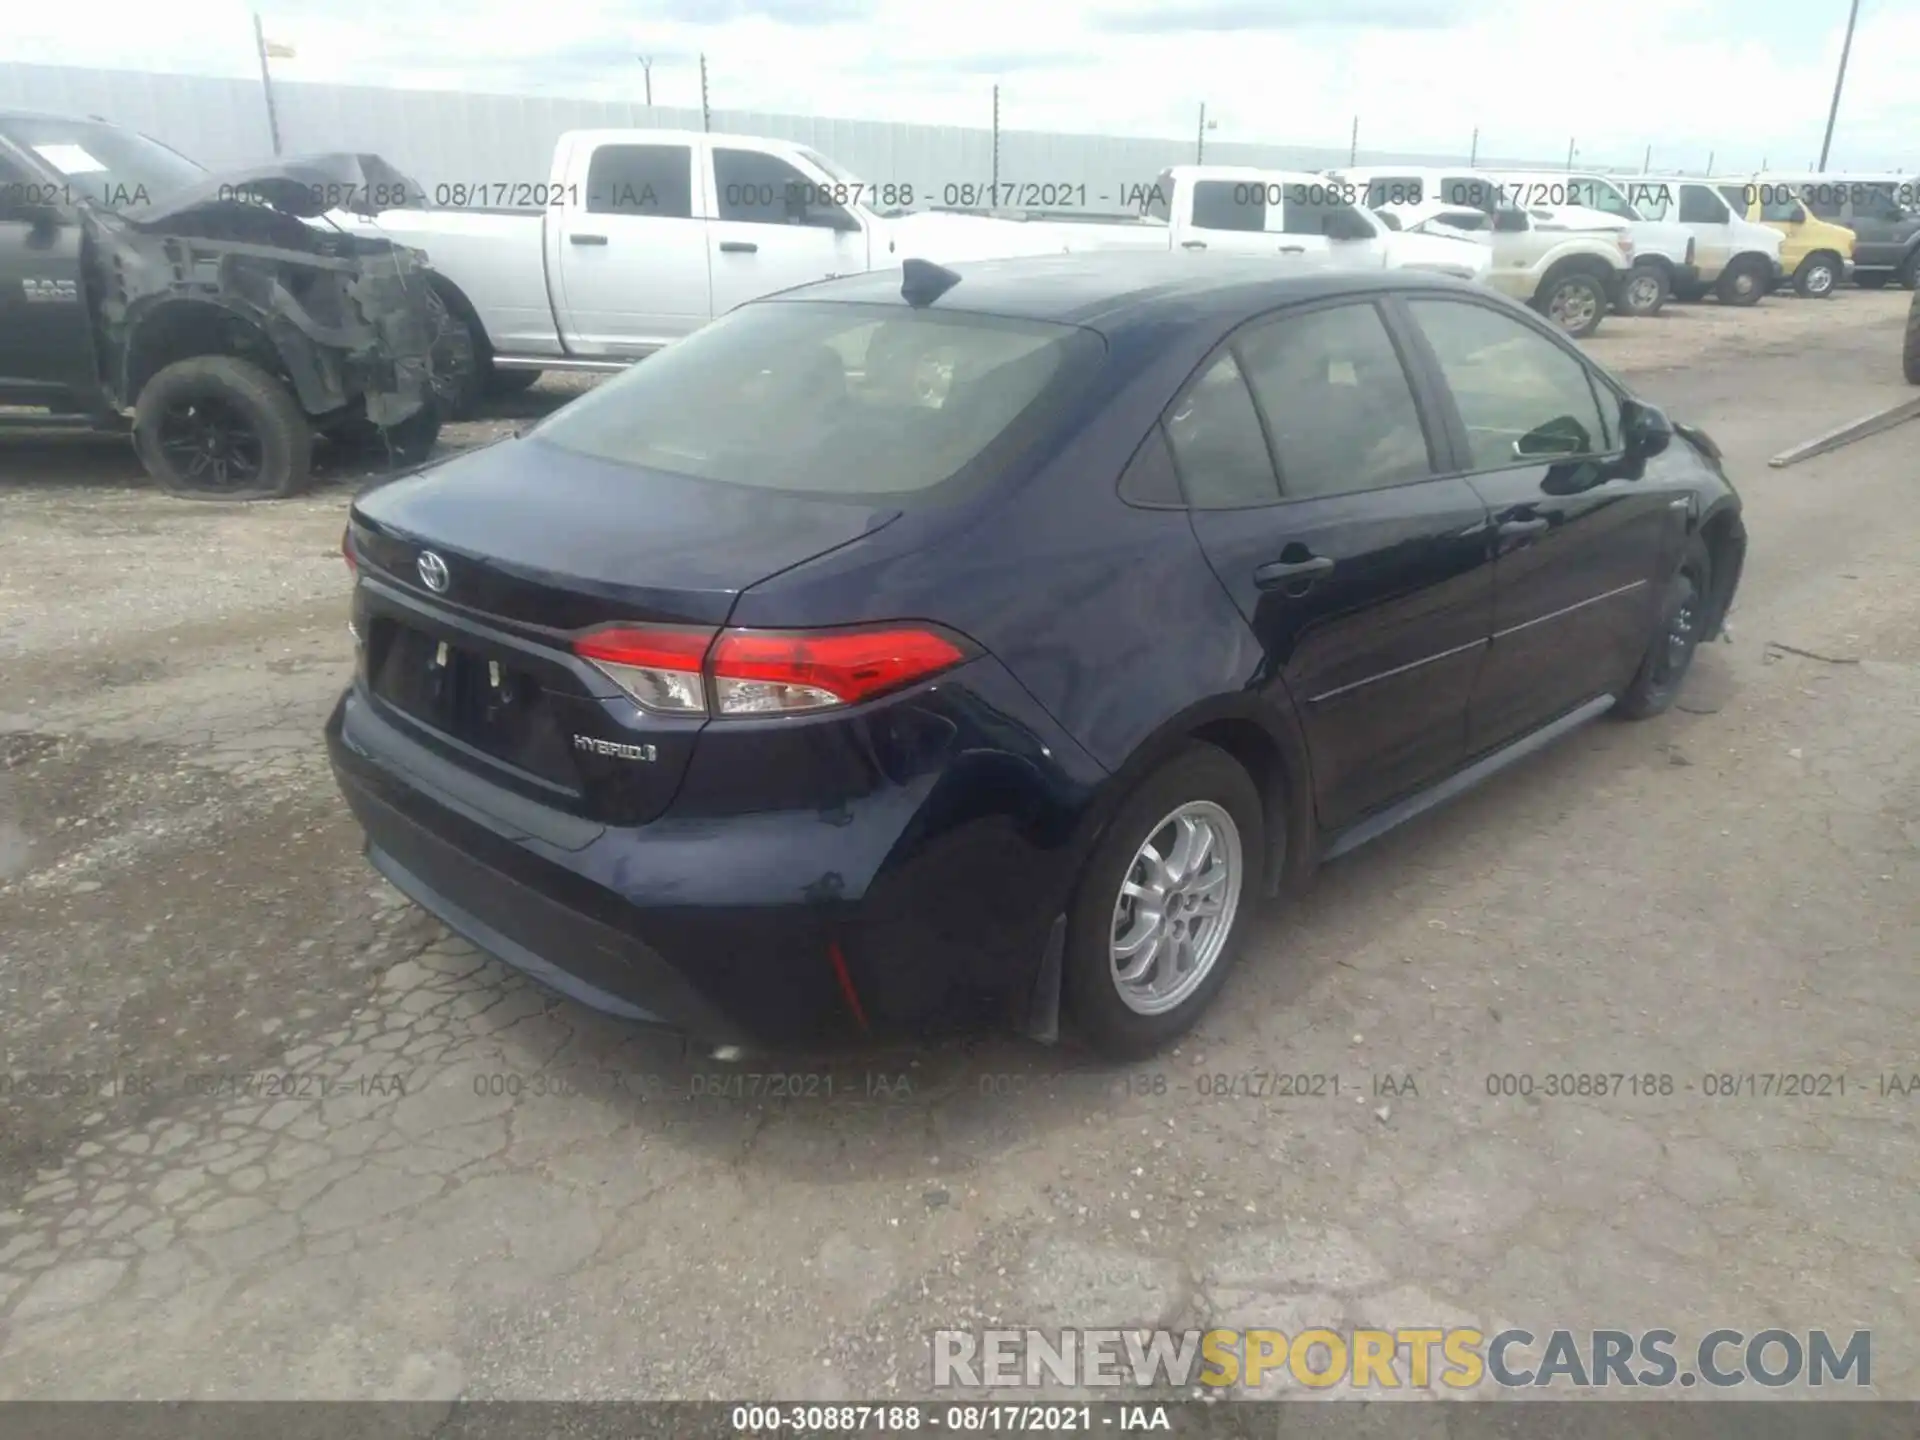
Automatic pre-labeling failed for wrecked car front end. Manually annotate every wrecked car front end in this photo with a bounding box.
[100,154,453,427]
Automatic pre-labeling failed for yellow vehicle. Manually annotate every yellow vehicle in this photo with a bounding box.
[1711,177,1856,298]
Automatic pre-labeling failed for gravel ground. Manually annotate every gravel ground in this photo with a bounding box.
[1,288,1917,1402]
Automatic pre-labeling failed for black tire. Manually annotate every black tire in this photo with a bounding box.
[331,400,442,468]
[1855,272,1890,290]
[1063,744,1265,1060]
[1671,278,1708,303]
[486,368,542,397]
[1793,252,1841,298]
[132,355,312,502]
[1616,536,1713,721]
[1714,257,1767,306]
[1903,288,1920,385]
[1617,264,1670,317]
[1536,269,1609,338]
[1898,250,1920,290]
[428,285,485,420]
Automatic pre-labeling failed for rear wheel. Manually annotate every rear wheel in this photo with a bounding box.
[1793,252,1841,298]
[1618,264,1670,317]
[1715,257,1767,306]
[1538,270,1609,338]
[1898,251,1920,290]
[133,355,312,502]
[1064,744,1264,1060]
[1616,537,1713,720]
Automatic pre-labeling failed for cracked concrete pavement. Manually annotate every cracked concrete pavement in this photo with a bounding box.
[1,296,1917,1400]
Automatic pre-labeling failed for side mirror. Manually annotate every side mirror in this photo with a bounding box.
[1620,398,1672,461]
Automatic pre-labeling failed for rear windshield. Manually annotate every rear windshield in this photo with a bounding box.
[532,300,1100,497]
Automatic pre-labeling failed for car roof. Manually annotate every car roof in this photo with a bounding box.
[763,252,1488,333]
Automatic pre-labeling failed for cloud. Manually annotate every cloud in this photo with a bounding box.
[657,0,875,21]
[1093,0,1462,31]
[890,50,1099,75]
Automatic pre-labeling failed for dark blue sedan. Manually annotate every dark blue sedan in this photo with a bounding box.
[327,253,1746,1058]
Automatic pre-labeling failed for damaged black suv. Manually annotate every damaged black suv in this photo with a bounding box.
[0,111,470,500]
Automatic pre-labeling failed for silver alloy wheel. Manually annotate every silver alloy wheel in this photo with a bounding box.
[1549,281,1599,332]
[1806,263,1835,295]
[1108,800,1244,1017]
[1626,273,1662,311]
[1730,269,1758,298]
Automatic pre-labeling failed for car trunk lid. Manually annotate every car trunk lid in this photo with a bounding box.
[348,435,901,825]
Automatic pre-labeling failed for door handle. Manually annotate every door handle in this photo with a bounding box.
[1497,517,1549,537]
[569,233,608,246]
[1181,240,1207,250]
[719,241,758,254]
[1278,245,1307,254]
[1253,555,1336,588]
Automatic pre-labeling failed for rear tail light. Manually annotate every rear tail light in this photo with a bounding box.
[574,625,716,715]
[572,623,970,718]
[343,527,361,645]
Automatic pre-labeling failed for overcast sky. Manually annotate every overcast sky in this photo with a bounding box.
[11,0,1918,172]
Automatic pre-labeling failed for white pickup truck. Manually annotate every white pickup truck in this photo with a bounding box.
[348,133,1487,413]
[1381,199,1634,338]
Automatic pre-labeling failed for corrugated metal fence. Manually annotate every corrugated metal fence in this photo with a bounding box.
[0,61,1578,215]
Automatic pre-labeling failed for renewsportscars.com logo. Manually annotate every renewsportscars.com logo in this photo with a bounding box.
[933,1327,1872,1391]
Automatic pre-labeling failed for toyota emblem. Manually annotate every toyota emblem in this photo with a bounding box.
[416,550,450,593]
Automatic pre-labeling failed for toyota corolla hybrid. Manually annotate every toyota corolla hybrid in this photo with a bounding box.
[327,253,1746,1059]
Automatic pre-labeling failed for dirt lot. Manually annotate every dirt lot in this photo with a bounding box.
[1,289,1917,1401]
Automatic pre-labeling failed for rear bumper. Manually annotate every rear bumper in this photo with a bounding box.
[326,667,1103,1050]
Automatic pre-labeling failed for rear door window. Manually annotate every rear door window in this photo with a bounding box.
[532,300,1100,497]
[1190,180,1264,232]
[585,144,694,217]
[1234,301,1435,499]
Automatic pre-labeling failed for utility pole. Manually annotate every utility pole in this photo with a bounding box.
[637,55,653,106]
[1818,0,1862,170]
[1707,150,1715,175]
[1566,136,1576,171]
[1642,144,1652,173]
[252,13,283,156]
[1468,127,1478,165]
[699,53,711,132]
[991,85,1000,203]
[1349,115,1359,166]
[1196,103,1207,164]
